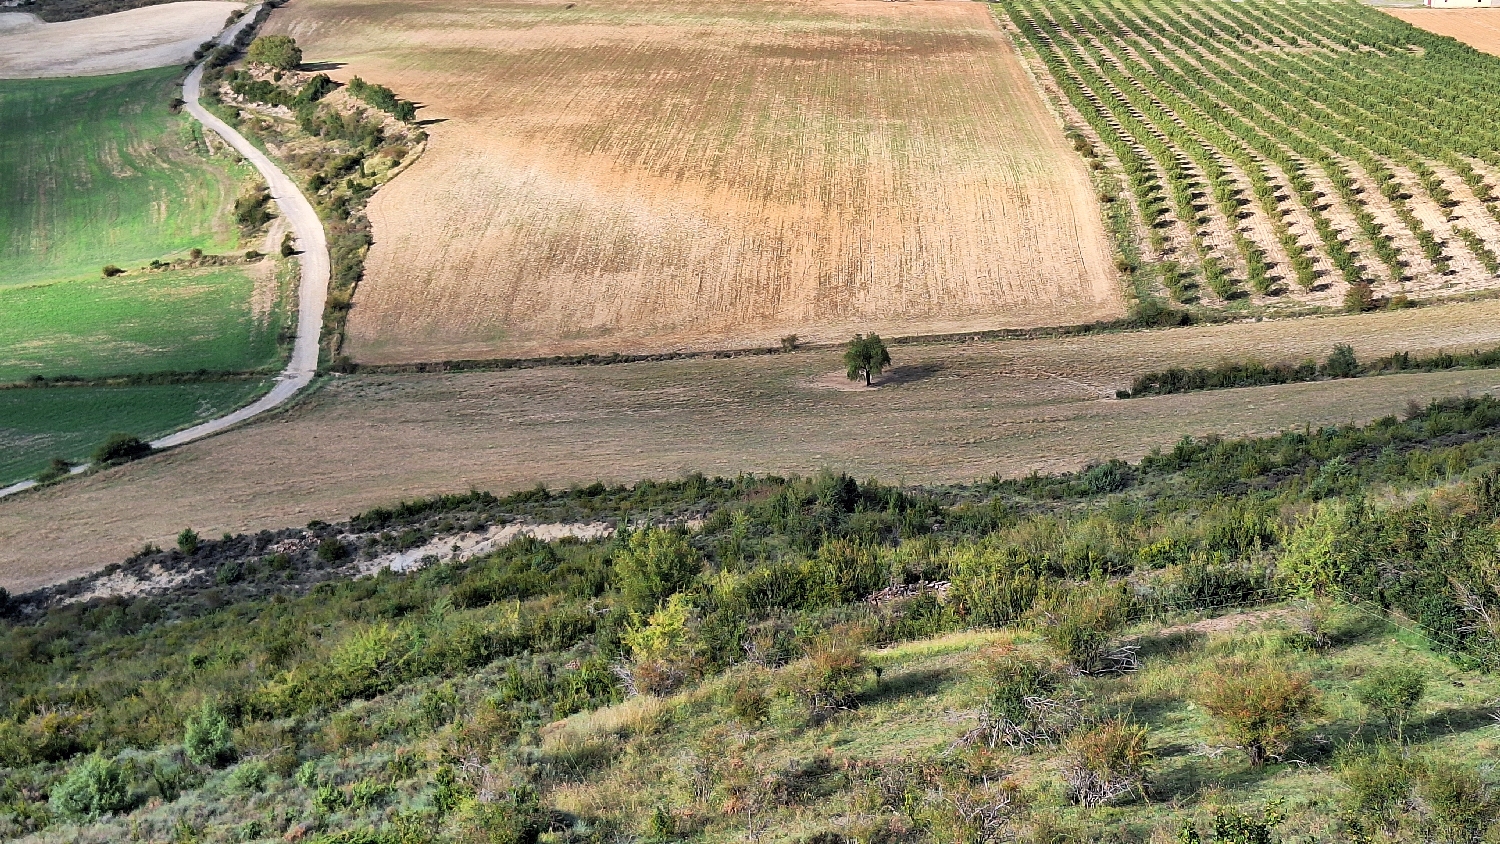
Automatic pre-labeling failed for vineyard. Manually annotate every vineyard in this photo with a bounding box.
[999,0,1500,312]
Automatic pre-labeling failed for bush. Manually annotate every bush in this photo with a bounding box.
[1354,665,1426,740]
[621,593,706,696]
[1323,343,1360,378]
[1335,743,1418,834]
[177,528,201,555]
[1059,717,1152,806]
[184,700,236,767]
[247,35,302,69]
[970,646,1077,750]
[1345,281,1375,313]
[317,536,350,563]
[1178,802,1286,844]
[1032,585,1132,673]
[1416,759,1496,842]
[784,639,867,721]
[93,432,152,464]
[227,760,268,793]
[1195,660,1320,768]
[102,264,124,277]
[613,528,702,613]
[49,753,131,822]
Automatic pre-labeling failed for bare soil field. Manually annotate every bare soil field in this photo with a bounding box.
[0,1,243,78]
[261,0,1120,363]
[1384,7,1500,54]
[10,298,1500,592]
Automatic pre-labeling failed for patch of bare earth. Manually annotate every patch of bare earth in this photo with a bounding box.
[261,0,1120,362]
[0,1,243,78]
[1385,8,1500,56]
[9,298,1500,592]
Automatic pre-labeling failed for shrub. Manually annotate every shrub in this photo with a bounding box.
[177,528,201,555]
[784,640,868,721]
[620,593,706,696]
[102,264,125,277]
[227,760,268,793]
[281,232,296,257]
[729,682,770,726]
[93,432,152,464]
[1196,660,1320,768]
[1335,743,1417,834]
[1059,717,1152,806]
[1323,343,1360,378]
[1344,281,1375,313]
[1416,759,1496,842]
[184,700,236,767]
[1354,665,1426,740]
[49,753,131,821]
[613,528,702,613]
[1032,584,1132,673]
[969,646,1077,750]
[247,35,302,69]
[317,536,350,563]
[451,786,543,844]
[1178,802,1286,844]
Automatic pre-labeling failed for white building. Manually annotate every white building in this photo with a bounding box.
[1425,0,1500,7]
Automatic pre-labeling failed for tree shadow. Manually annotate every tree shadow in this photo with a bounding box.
[872,363,945,388]
[417,117,448,127]
[301,61,345,72]
[861,667,954,705]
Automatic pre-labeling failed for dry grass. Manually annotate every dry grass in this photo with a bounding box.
[9,298,1500,591]
[0,2,243,79]
[1384,7,1500,55]
[261,0,1119,362]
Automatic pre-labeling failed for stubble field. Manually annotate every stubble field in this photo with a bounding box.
[9,298,1500,592]
[263,0,1121,362]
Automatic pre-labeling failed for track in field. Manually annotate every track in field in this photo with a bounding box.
[265,0,1121,363]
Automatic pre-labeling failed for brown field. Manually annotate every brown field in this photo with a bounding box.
[1385,7,1500,54]
[0,2,242,78]
[10,298,1500,592]
[262,0,1120,363]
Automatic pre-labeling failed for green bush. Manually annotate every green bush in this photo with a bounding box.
[184,700,236,767]
[93,432,152,465]
[49,753,131,822]
[613,528,702,613]
[1354,665,1426,740]
[1032,584,1131,673]
[1060,718,1152,806]
[247,35,302,69]
[226,760,267,793]
[177,528,201,555]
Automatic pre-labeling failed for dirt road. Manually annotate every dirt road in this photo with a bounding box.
[0,6,329,498]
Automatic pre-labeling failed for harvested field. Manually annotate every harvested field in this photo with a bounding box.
[262,0,1120,362]
[1384,8,1500,56]
[10,298,1500,591]
[0,2,243,78]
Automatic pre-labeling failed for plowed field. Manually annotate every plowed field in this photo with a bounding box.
[263,0,1120,362]
[1385,8,1500,55]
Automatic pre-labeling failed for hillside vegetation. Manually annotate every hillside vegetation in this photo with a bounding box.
[1005,0,1500,314]
[8,397,1500,841]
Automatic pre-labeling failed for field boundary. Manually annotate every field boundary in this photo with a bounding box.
[0,3,329,501]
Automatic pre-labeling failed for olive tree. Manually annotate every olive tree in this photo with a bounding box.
[844,334,891,386]
[247,35,302,70]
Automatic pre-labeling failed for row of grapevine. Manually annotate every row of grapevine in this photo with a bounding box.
[998,0,1500,312]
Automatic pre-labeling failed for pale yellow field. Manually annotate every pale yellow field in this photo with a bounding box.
[0,2,243,78]
[263,0,1120,362]
[10,297,1500,593]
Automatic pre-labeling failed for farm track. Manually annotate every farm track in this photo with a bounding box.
[0,6,329,500]
[12,295,1500,592]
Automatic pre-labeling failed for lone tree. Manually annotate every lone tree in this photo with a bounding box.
[246,35,302,70]
[844,334,891,386]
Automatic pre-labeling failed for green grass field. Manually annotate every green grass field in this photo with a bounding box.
[0,67,246,288]
[0,263,289,381]
[0,380,272,483]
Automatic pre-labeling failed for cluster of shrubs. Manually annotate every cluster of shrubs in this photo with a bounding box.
[347,76,418,122]
[1121,342,1500,398]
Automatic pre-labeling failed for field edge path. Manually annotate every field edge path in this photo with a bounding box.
[0,5,330,500]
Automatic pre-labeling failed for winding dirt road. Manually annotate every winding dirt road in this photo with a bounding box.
[0,6,329,498]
